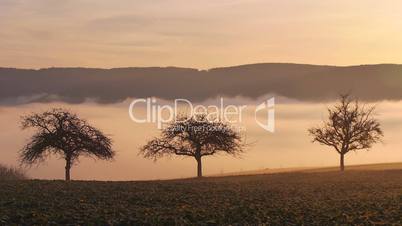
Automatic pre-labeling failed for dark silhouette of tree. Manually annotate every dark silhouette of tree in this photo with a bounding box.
[20,108,114,180]
[308,94,383,171]
[140,115,244,178]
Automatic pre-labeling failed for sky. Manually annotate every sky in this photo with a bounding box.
[1,0,402,69]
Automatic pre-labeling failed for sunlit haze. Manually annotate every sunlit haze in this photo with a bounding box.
[1,98,400,180]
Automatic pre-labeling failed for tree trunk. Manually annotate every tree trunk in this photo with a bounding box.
[196,157,202,178]
[340,153,345,172]
[65,158,71,181]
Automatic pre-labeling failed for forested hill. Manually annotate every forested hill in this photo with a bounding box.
[1,63,402,105]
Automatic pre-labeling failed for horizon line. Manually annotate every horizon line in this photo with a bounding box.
[2,62,402,71]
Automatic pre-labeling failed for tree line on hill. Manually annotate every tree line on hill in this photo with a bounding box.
[2,64,402,105]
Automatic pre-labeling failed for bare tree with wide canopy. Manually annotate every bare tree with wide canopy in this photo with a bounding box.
[20,108,115,180]
[308,94,383,171]
[140,114,244,178]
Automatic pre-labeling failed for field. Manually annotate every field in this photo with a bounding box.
[0,165,401,225]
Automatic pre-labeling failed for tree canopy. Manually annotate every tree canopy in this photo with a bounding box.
[308,94,383,171]
[20,108,115,180]
[141,114,244,177]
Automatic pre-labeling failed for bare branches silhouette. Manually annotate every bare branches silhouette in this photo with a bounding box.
[140,114,244,178]
[309,94,383,171]
[20,108,115,180]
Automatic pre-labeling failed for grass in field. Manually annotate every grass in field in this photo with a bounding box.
[0,164,27,181]
[0,169,401,225]
[212,162,402,177]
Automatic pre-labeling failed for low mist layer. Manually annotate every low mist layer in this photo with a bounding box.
[0,98,400,180]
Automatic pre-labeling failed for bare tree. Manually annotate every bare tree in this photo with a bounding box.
[20,108,115,180]
[308,94,383,171]
[140,114,244,178]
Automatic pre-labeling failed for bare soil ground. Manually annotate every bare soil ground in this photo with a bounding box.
[0,163,401,225]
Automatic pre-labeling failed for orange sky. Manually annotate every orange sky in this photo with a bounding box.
[1,0,402,69]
